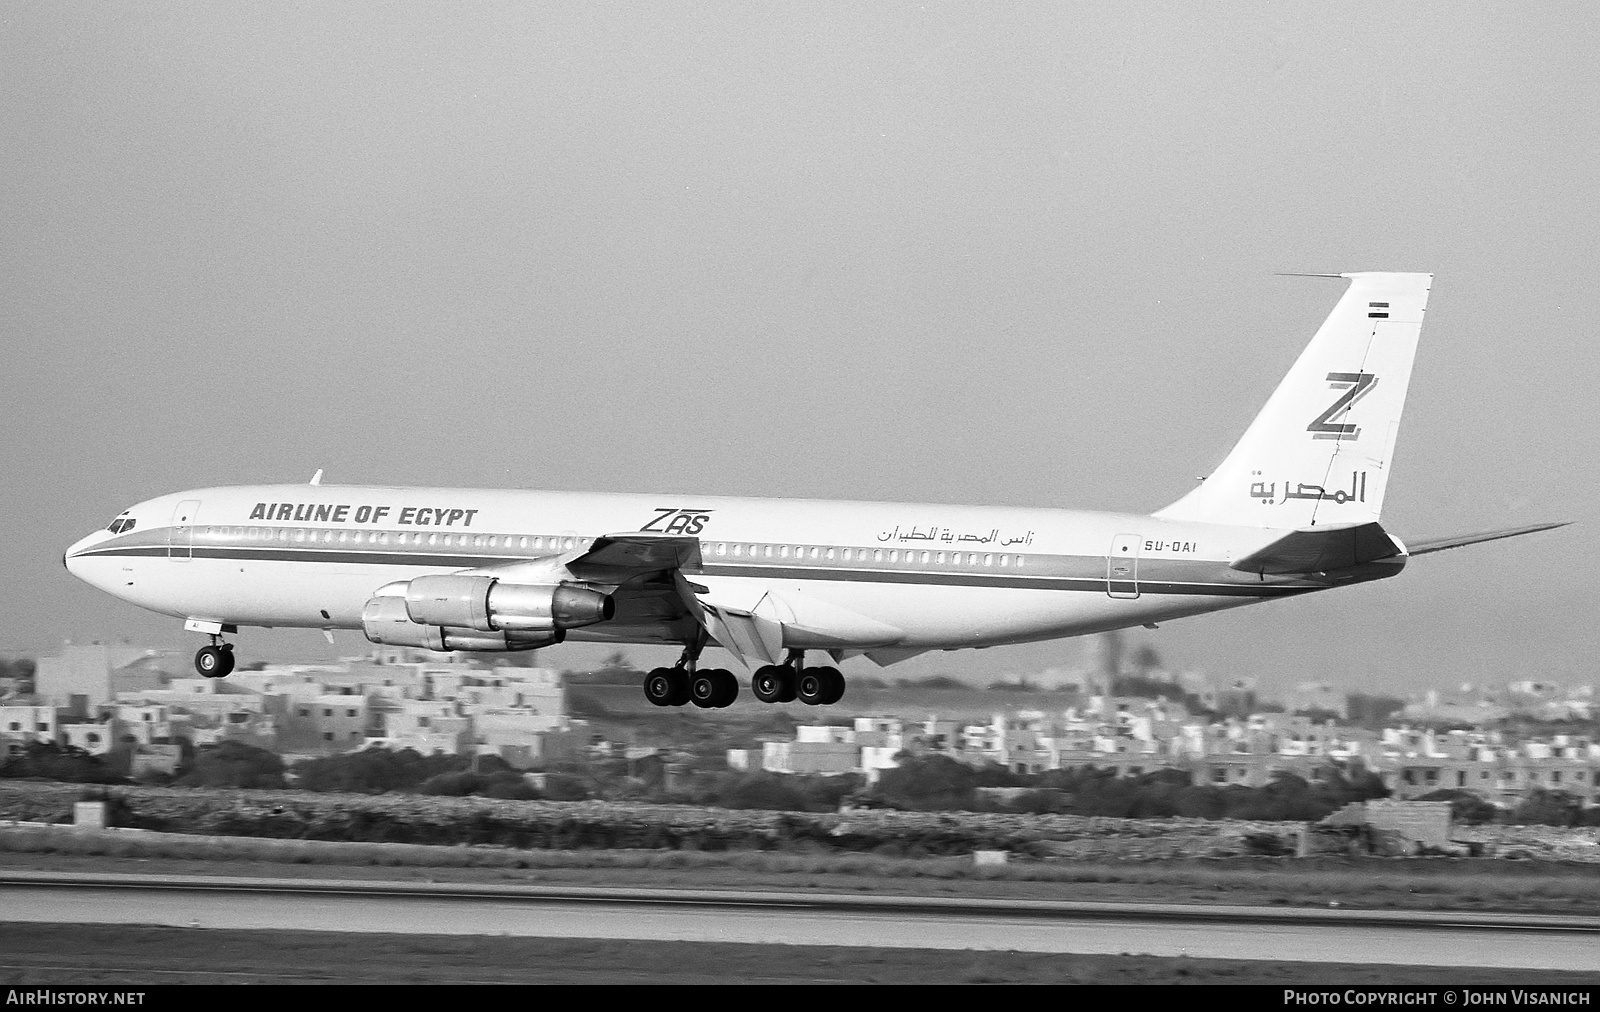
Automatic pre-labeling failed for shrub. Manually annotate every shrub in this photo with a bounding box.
[175,741,285,789]
[0,742,125,784]
[1511,789,1584,827]
[293,747,468,793]
[541,772,591,801]
[418,771,482,796]
[874,754,1014,811]
[1416,789,1500,825]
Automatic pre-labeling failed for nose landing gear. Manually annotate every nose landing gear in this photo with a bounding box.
[194,639,235,678]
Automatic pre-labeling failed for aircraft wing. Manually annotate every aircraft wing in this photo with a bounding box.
[1402,521,1570,557]
[563,533,703,584]
[453,533,704,636]
[464,533,700,585]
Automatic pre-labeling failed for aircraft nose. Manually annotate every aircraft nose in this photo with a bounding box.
[64,530,112,580]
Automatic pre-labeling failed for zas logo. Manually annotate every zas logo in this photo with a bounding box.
[1307,371,1378,441]
[640,507,713,535]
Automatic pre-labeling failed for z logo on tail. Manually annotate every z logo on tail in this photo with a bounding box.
[1307,372,1378,441]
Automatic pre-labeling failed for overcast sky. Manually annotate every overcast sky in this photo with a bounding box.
[3,3,1594,697]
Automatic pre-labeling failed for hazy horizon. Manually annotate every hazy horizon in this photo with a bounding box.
[4,5,1594,698]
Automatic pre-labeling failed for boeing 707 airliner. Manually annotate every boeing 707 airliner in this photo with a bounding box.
[64,273,1565,708]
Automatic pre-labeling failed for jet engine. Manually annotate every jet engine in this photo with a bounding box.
[360,575,613,652]
[401,574,613,632]
[360,596,566,652]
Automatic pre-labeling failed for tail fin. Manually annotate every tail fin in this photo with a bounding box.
[1155,272,1432,528]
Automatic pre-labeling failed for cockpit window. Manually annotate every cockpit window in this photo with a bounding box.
[106,516,136,534]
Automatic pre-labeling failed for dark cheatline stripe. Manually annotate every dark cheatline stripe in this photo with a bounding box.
[81,545,500,570]
[78,543,1308,599]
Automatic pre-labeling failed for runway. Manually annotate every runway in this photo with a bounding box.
[2,871,1597,972]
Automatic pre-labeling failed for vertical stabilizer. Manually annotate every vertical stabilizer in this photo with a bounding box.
[1155,272,1432,528]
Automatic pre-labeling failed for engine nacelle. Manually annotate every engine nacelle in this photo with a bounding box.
[360,596,563,652]
[402,575,613,633]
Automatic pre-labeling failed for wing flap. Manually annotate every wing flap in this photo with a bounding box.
[670,573,784,667]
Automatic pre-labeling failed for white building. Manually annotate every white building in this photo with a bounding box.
[34,643,172,708]
[0,705,58,755]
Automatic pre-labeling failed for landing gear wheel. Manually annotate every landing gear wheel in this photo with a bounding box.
[796,666,844,706]
[195,645,233,678]
[797,667,828,706]
[691,668,732,708]
[818,666,845,705]
[713,668,739,708]
[684,669,716,707]
[644,667,689,707]
[752,665,792,704]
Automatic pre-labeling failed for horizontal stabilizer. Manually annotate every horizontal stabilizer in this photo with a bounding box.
[1405,521,1569,557]
[1231,521,1402,575]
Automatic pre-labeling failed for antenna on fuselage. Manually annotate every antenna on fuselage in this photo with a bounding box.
[309,469,324,486]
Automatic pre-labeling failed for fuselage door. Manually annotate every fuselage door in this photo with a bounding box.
[1107,534,1140,599]
[168,500,200,561]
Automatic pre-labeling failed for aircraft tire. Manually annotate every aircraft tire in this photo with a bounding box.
[194,645,230,679]
[713,668,739,708]
[796,668,827,706]
[643,667,679,707]
[751,665,786,704]
[689,670,721,708]
[819,666,845,705]
[667,669,691,705]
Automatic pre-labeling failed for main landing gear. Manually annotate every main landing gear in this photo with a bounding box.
[752,651,844,706]
[644,647,846,708]
[644,641,739,709]
[194,637,235,679]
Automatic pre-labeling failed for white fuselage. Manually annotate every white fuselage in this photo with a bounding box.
[65,483,1397,661]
